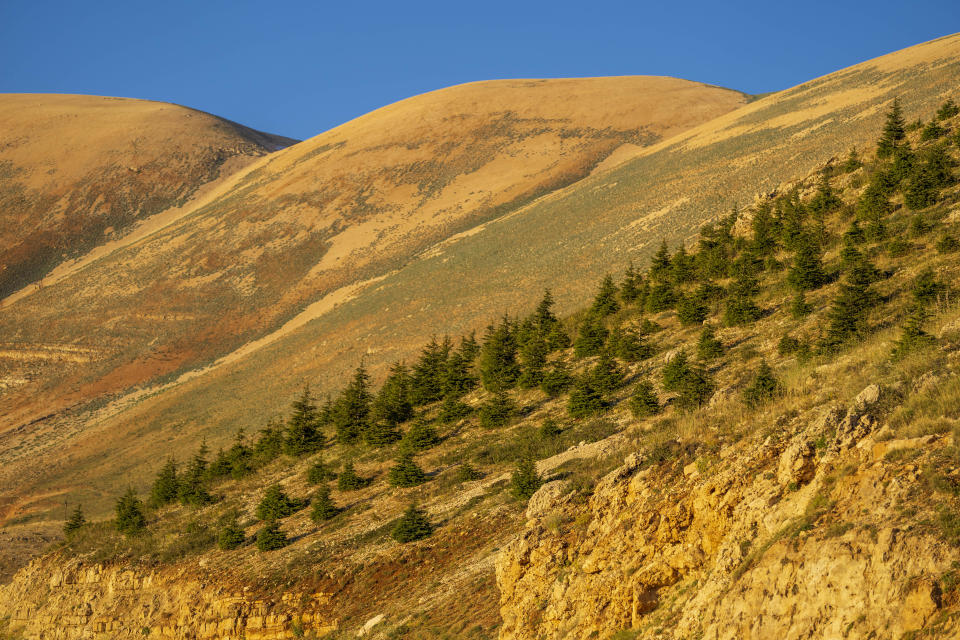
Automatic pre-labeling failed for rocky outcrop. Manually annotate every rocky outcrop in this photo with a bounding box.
[0,557,337,639]
[497,386,960,639]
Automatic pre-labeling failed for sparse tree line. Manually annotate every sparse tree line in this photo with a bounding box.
[63,96,959,556]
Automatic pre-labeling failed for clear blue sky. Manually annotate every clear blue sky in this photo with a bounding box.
[2,1,958,140]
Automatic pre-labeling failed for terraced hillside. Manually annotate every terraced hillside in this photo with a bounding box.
[0,94,296,300]
[0,78,747,542]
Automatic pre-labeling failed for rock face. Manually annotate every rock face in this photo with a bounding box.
[496,387,960,639]
[0,557,336,639]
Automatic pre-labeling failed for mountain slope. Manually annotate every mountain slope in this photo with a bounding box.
[0,78,747,531]
[0,94,296,299]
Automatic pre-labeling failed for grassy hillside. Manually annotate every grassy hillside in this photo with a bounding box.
[9,91,959,637]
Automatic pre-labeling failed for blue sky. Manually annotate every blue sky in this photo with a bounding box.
[2,1,958,140]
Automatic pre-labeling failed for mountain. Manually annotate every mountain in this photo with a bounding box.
[0,94,296,300]
[0,77,746,540]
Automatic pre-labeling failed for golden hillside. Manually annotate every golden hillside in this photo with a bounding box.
[0,94,295,299]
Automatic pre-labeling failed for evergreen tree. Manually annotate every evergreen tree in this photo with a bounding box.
[821,276,875,351]
[567,375,606,418]
[410,337,452,405]
[401,420,441,452]
[842,147,862,173]
[479,317,520,392]
[790,292,813,319]
[892,304,936,359]
[590,352,625,394]
[539,417,563,439]
[629,380,661,418]
[809,174,842,217]
[609,327,653,362]
[217,512,245,550]
[645,282,677,313]
[589,275,620,316]
[511,457,543,501]
[661,350,713,410]
[912,268,946,306]
[178,442,213,507]
[478,391,516,428]
[676,291,709,326]
[337,461,367,491]
[787,233,829,291]
[937,234,960,254]
[517,334,549,388]
[750,202,778,256]
[573,313,608,358]
[252,419,285,467]
[743,361,782,408]
[723,272,762,326]
[437,395,472,423]
[696,215,736,279]
[444,346,477,397]
[920,120,946,141]
[115,488,147,536]
[372,362,413,428]
[696,325,723,361]
[306,456,336,484]
[540,360,574,397]
[255,519,288,551]
[620,263,643,303]
[670,245,697,283]
[877,98,906,159]
[226,429,253,480]
[334,364,373,445]
[392,504,433,543]
[388,452,428,487]
[256,484,304,521]
[936,98,959,120]
[310,485,340,522]
[905,143,956,210]
[649,240,672,281]
[285,385,322,456]
[148,457,180,508]
[63,505,85,537]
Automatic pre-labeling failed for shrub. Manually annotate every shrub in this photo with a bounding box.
[392,504,433,543]
[256,519,288,551]
[937,234,960,254]
[511,457,543,501]
[743,361,783,408]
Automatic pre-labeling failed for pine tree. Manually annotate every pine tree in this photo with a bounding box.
[790,292,813,319]
[372,362,413,428]
[567,375,606,418]
[661,350,713,410]
[842,147,862,173]
[676,291,708,325]
[723,272,762,326]
[455,463,483,483]
[787,233,829,292]
[920,120,946,141]
[620,263,642,303]
[388,452,428,487]
[478,391,516,428]
[226,429,253,480]
[306,456,336,484]
[444,346,477,397]
[540,360,574,397]
[649,240,672,282]
[573,313,608,358]
[629,380,661,418]
[750,202,778,256]
[178,442,213,507]
[437,395,472,423]
[479,317,520,393]
[217,512,246,550]
[809,173,842,216]
[517,334,548,388]
[892,304,936,359]
[645,282,677,313]
[539,417,563,439]
[256,484,304,521]
[63,505,85,537]
[410,337,452,405]
[148,457,180,508]
[936,98,959,121]
[696,325,723,361]
[511,457,543,501]
[401,420,440,452]
[877,98,906,159]
[337,461,367,491]
[912,268,946,306]
[334,364,373,445]
[609,327,653,362]
[310,485,341,522]
[255,519,288,551]
[285,385,322,456]
[115,488,147,536]
[590,352,625,394]
[392,504,433,543]
[821,272,876,351]
[670,245,696,283]
[590,275,620,316]
[252,419,285,467]
[743,361,782,408]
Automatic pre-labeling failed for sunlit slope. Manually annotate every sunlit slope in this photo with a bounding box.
[0,78,744,436]
[0,94,295,298]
